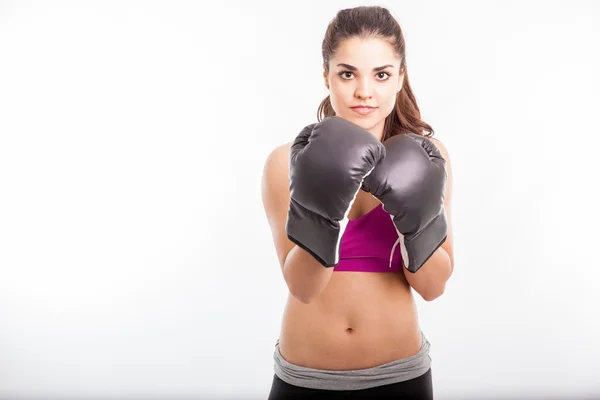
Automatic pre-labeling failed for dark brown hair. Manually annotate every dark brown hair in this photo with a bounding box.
[318,6,434,140]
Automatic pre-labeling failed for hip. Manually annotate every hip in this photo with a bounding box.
[272,330,432,393]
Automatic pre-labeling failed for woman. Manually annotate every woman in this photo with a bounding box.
[261,6,454,399]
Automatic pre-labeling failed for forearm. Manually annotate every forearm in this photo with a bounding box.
[403,245,453,301]
[283,245,334,304]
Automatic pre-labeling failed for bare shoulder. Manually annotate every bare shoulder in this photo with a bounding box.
[261,141,294,268]
[262,141,293,181]
[261,140,293,215]
[269,141,293,162]
[428,136,455,269]
[428,136,453,186]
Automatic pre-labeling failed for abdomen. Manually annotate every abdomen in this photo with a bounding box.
[278,271,422,370]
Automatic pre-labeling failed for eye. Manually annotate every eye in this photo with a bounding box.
[338,71,354,79]
[337,71,392,81]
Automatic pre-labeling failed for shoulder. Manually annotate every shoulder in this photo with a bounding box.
[262,141,292,173]
[260,141,295,269]
[261,141,293,195]
[427,136,453,193]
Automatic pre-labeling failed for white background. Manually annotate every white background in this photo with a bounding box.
[0,0,599,399]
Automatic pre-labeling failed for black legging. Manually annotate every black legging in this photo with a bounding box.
[267,368,433,400]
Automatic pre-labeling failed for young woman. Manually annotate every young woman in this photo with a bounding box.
[261,6,454,399]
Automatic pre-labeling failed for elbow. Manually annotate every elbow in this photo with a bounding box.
[294,294,314,304]
[289,285,315,304]
[422,285,446,302]
[283,257,329,305]
[286,276,316,304]
[282,249,333,305]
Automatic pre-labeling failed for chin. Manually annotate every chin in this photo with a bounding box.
[350,115,380,130]
[338,113,370,125]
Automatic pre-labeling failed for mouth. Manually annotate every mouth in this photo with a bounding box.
[350,106,378,116]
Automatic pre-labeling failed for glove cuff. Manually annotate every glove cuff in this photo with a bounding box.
[400,211,448,273]
[286,199,347,267]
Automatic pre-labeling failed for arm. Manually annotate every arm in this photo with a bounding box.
[403,138,454,301]
[260,143,333,304]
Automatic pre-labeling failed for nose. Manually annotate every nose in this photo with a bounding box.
[354,77,373,100]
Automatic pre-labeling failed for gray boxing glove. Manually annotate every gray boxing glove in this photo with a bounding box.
[286,116,386,267]
[362,133,447,273]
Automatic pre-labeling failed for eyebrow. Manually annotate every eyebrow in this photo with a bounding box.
[336,63,394,72]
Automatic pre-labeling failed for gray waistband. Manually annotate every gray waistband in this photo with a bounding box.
[273,331,432,391]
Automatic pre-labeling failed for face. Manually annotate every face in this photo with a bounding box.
[323,36,404,139]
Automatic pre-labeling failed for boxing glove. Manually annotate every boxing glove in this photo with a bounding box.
[286,116,386,267]
[362,133,447,273]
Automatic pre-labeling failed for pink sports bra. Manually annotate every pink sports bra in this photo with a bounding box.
[334,203,404,273]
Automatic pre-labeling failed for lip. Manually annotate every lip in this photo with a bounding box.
[350,106,378,116]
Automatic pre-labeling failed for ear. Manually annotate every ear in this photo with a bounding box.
[323,65,330,90]
[397,69,405,92]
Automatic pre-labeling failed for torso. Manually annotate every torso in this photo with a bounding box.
[277,143,423,371]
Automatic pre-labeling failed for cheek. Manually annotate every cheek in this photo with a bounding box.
[375,88,398,108]
[329,81,348,95]
[328,84,350,107]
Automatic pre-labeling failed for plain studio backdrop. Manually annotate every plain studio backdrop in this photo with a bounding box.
[0,0,598,399]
